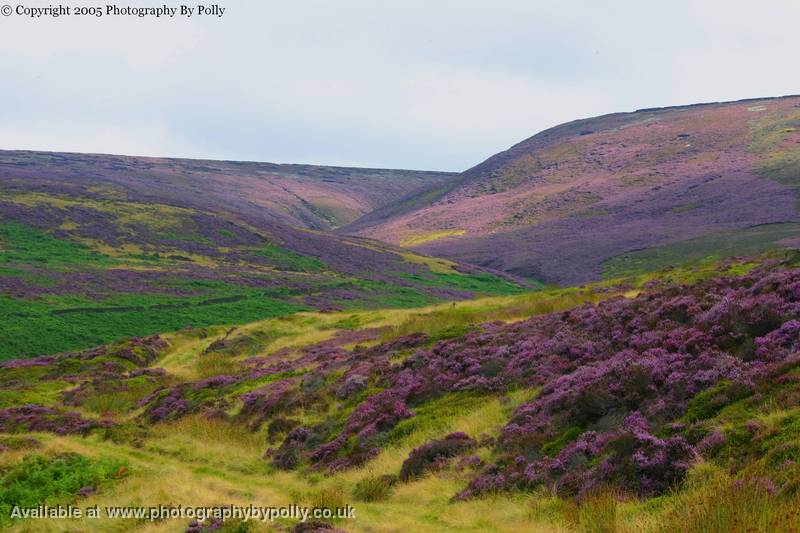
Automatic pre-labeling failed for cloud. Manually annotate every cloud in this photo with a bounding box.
[0,0,797,170]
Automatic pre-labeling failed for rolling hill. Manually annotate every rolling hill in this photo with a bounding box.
[345,95,800,284]
[0,151,521,360]
[5,98,800,532]
[0,150,454,231]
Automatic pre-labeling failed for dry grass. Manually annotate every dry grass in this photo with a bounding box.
[652,464,800,533]
[382,287,608,342]
[8,264,779,532]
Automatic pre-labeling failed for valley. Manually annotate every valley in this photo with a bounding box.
[2,96,800,532]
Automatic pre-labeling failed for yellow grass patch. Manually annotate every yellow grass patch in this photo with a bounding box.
[399,230,466,247]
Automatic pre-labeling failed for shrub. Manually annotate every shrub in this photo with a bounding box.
[399,432,476,481]
[310,486,345,511]
[352,474,397,502]
[186,518,250,532]
[267,418,299,443]
[0,405,106,435]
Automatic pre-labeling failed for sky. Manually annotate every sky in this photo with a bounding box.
[0,0,798,171]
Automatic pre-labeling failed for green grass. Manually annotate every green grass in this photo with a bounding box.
[386,392,490,446]
[0,218,533,361]
[327,278,442,309]
[0,293,305,360]
[540,426,584,457]
[255,244,327,272]
[398,271,533,295]
[0,267,53,286]
[759,151,800,189]
[399,230,466,247]
[0,223,112,267]
[383,287,607,343]
[79,377,163,415]
[602,223,800,278]
[0,453,127,524]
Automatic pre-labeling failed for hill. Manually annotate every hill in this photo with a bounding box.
[0,151,522,360]
[4,96,800,531]
[1,256,800,531]
[345,95,800,284]
[0,150,454,231]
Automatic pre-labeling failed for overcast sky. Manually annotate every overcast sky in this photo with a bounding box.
[0,0,798,171]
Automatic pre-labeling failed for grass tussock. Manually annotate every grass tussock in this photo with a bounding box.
[194,352,239,379]
[352,473,397,502]
[654,464,800,533]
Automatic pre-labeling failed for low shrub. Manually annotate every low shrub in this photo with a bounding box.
[0,404,106,435]
[352,474,397,502]
[399,432,476,481]
[267,417,299,443]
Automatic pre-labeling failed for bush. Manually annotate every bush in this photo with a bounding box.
[310,486,345,510]
[352,474,397,502]
[267,417,299,443]
[0,404,106,435]
[399,432,476,481]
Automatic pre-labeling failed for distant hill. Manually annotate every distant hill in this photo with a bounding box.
[345,95,800,284]
[0,150,454,230]
[0,151,521,359]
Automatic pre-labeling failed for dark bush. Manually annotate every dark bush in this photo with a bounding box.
[267,417,299,443]
[399,432,476,481]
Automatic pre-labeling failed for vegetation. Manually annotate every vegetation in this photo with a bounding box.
[6,105,800,530]
[602,224,800,278]
[0,205,526,359]
[254,244,327,272]
[0,453,127,524]
[1,255,799,530]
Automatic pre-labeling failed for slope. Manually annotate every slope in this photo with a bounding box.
[0,150,454,231]
[346,95,800,284]
[2,256,800,531]
[0,153,522,360]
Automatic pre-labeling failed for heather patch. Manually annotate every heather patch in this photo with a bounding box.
[399,432,477,481]
[247,263,800,503]
[355,97,800,285]
[0,405,107,435]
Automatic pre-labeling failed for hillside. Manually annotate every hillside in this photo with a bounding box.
[345,95,800,284]
[5,97,800,531]
[0,150,454,231]
[0,152,522,360]
[1,256,800,531]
